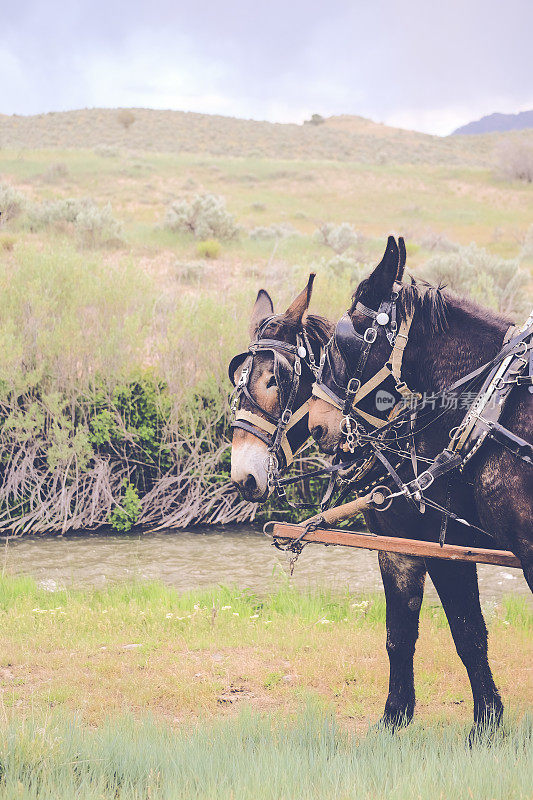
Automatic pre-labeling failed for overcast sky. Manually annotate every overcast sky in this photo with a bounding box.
[2,0,531,135]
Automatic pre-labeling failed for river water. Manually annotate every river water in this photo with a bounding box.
[1,526,530,603]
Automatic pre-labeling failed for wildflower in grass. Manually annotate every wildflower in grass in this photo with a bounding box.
[320,619,331,624]
[221,606,231,610]
[166,613,173,619]
[250,614,259,619]
[233,612,239,616]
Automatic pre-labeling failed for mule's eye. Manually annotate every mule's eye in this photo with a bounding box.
[266,376,277,389]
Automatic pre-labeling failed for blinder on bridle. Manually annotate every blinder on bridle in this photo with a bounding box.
[228,315,318,491]
[313,288,403,433]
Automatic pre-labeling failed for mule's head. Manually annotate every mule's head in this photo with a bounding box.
[230,275,329,502]
[309,236,406,454]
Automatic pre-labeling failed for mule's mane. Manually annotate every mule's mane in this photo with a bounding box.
[257,312,332,346]
[303,313,334,345]
[398,279,449,333]
[351,272,515,336]
[399,278,514,334]
[350,276,448,333]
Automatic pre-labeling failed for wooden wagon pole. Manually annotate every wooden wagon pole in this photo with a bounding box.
[270,521,521,568]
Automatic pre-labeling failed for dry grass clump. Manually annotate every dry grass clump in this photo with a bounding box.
[117,109,136,130]
[0,182,26,225]
[495,140,533,182]
[165,193,239,240]
[26,196,123,247]
[74,202,123,248]
[314,222,360,254]
[196,239,221,259]
[0,233,16,251]
[419,230,459,252]
[94,144,120,158]
[41,161,69,183]
[174,260,210,284]
[249,222,299,240]
[421,244,529,318]
[519,224,533,261]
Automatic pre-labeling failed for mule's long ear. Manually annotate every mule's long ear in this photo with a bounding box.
[360,235,399,308]
[284,273,315,325]
[249,289,274,338]
[397,237,406,283]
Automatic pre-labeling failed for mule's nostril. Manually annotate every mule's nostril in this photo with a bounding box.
[243,474,257,494]
[311,426,324,443]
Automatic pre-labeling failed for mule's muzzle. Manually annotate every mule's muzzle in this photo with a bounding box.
[310,423,338,455]
[232,475,269,503]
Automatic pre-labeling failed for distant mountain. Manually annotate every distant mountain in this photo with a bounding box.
[452,110,533,135]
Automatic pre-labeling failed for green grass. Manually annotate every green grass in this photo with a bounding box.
[0,575,531,726]
[0,707,531,799]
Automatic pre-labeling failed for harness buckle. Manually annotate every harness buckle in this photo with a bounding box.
[395,381,422,402]
[294,358,302,376]
[281,409,292,425]
[346,377,361,396]
[237,366,249,390]
[407,470,434,494]
[364,327,377,344]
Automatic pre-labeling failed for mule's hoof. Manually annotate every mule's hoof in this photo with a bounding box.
[370,712,413,734]
[467,708,503,747]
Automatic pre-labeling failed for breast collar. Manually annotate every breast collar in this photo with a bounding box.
[312,281,420,433]
[228,316,319,487]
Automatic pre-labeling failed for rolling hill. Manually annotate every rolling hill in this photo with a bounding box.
[1,107,532,167]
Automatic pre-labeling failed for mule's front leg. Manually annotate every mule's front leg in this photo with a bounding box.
[378,552,426,729]
[427,558,503,736]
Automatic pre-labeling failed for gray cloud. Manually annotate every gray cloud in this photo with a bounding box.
[2,0,531,133]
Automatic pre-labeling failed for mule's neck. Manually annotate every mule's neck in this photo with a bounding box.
[402,296,510,395]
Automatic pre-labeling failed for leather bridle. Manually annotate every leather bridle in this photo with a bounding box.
[228,316,320,496]
[312,279,420,451]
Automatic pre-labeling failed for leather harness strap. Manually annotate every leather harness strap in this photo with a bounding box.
[312,307,417,421]
[234,398,311,467]
[311,381,388,429]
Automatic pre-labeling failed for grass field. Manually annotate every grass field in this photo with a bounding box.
[0,575,531,799]
[1,708,531,799]
[0,575,531,723]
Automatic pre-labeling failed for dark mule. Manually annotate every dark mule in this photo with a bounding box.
[230,277,332,501]
[308,237,532,734]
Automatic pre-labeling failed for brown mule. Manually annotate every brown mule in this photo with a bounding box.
[230,277,332,501]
